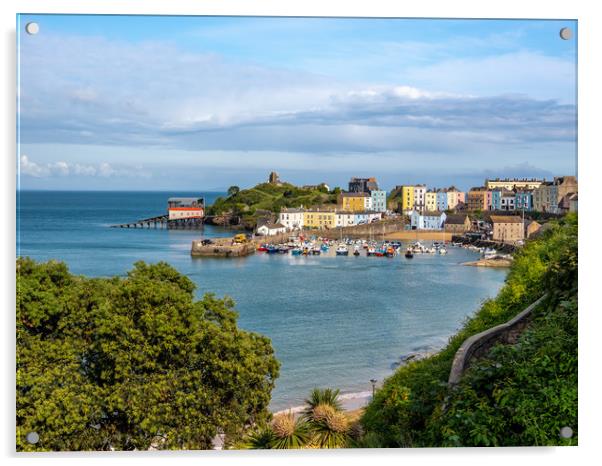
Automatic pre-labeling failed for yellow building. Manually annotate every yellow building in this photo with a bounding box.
[304,210,335,229]
[425,191,437,212]
[401,186,415,212]
[446,187,461,210]
[340,192,370,212]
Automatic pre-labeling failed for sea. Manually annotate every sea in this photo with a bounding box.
[16,190,508,411]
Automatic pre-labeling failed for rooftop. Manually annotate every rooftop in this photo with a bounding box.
[445,214,469,224]
[490,215,522,224]
[168,197,204,202]
[341,192,370,197]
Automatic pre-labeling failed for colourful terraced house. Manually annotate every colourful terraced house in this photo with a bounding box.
[340,192,372,212]
[304,210,335,229]
[401,186,415,213]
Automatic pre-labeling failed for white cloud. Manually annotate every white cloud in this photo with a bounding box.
[19,155,48,177]
[18,155,149,179]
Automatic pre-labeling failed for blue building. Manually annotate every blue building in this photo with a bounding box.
[354,212,370,225]
[490,189,502,211]
[410,211,447,230]
[436,190,448,211]
[370,190,387,212]
[515,190,533,211]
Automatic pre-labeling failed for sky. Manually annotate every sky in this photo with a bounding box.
[17,15,577,191]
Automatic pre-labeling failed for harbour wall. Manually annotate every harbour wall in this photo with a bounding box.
[384,230,452,241]
[319,219,407,240]
[191,237,256,258]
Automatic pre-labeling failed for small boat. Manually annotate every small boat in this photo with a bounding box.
[438,247,447,255]
[266,246,278,254]
[336,245,349,256]
[291,248,302,256]
[353,246,360,256]
[320,243,329,252]
[257,244,268,252]
[312,247,321,255]
[366,247,376,256]
[405,249,414,259]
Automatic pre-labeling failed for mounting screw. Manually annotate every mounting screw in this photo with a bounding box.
[559,27,572,40]
[25,431,39,444]
[560,426,573,439]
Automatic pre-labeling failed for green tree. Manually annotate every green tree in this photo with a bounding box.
[227,185,240,197]
[16,259,279,451]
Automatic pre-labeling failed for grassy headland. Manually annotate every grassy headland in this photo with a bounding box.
[360,213,578,447]
[206,182,341,228]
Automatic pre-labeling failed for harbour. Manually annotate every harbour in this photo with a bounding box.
[17,190,508,411]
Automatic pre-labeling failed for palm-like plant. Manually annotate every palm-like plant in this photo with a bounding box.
[237,388,354,450]
[235,424,277,449]
[307,404,351,448]
[302,388,343,416]
[302,388,351,448]
[269,412,311,449]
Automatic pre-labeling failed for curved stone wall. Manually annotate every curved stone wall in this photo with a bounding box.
[448,294,548,385]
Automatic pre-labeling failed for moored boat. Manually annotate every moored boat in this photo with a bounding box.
[336,245,349,256]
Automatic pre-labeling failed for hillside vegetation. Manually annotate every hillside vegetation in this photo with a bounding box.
[206,182,340,223]
[360,214,578,447]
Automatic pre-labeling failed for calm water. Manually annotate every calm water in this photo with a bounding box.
[17,191,508,410]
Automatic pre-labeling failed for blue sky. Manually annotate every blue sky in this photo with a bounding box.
[17,15,577,191]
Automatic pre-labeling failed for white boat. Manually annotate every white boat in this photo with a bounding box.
[336,245,349,256]
[438,247,447,255]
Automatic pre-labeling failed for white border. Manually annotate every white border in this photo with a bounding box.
[2,1,600,465]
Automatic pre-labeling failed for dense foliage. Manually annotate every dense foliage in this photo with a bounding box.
[206,182,340,218]
[361,214,577,447]
[16,259,279,451]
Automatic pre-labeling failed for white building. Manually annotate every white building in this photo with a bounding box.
[278,208,305,231]
[335,212,356,227]
[500,193,516,211]
[256,222,287,236]
[368,212,383,223]
[410,210,447,230]
[413,185,427,212]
